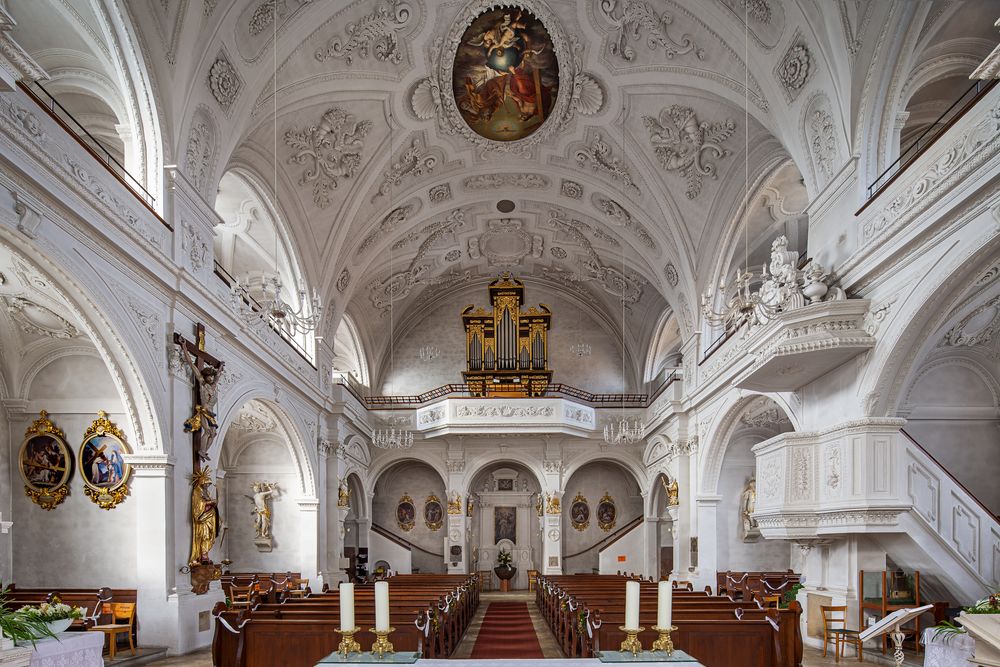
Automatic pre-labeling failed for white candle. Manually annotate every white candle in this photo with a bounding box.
[657,580,672,628]
[339,583,355,631]
[625,580,640,630]
[375,580,390,632]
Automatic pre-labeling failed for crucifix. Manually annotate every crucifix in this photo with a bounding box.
[174,324,225,467]
[174,324,225,594]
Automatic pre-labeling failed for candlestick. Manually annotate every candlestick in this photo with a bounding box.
[651,625,678,655]
[370,626,396,659]
[618,625,645,656]
[335,627,361,656]
[657,579,672,629]
[624,580,640,631]
[375,580,390,632]
[339,583,354,632]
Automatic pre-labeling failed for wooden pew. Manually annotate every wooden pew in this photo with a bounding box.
[212,574,479,667]
[716,570,801,601]
[538,574,802,667]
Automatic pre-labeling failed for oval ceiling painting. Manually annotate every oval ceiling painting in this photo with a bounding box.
[453,7,559,142]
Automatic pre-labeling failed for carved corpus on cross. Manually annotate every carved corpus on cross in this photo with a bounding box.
[174,323,226,594]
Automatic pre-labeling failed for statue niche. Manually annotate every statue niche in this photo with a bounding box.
[462,274,552,397]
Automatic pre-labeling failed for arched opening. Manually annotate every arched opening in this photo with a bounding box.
[561,459,644,575]
[649,472,675,580]
[217,399,312,571]
[0,242,149,587]
[644,312,682,385]
[333,314,370,387]
[370,460,447,574]
[214,169,318,358]
[467,461,543,590]
[715,396,795,572]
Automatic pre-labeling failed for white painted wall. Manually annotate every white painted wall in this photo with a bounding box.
[368,529,412,574]
[598,521,644,574]
[371,463,446,574]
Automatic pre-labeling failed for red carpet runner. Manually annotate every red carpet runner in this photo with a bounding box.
[469,601,544,659]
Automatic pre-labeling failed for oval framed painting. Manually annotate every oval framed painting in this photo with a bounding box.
[79,411,132,510]
[597,493,617,532]
[19,411,74,510]
[424,494,444,531]
[397,494,416,531]
[452,6,559,142]
[570,493,590,531]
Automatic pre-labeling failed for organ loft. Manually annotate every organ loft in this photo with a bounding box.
[462,274,552,397]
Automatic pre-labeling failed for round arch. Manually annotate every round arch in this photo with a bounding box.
[561,454,648,498]
[461,452,546,496]
[0,229,164,454]
[211,390,317,499]
[699,392,799,495]
[367,453,449,492]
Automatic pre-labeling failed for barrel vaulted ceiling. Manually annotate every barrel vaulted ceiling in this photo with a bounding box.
[16,0,998,385]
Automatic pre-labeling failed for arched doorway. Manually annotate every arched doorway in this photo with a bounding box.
[370,460,447,574]
[561,459,645,574]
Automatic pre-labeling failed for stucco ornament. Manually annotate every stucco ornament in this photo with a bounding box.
[284,107,373,208]
[208,51,242,110]
[600,0,705,62]
[315,0,413,65]
[643,105,736,199]
[775,40,811,100]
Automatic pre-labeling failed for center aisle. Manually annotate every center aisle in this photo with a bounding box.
[470,601,545,659]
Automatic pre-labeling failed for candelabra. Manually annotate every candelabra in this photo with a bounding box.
[372,428,413,450]
[370,627,395,658]
[335,627,361,656]
[619,626,645,656]
[651,625,678,654]
[604,416,642,446]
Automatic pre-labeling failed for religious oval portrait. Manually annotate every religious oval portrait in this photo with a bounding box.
[452,6,558,142]
[424,494,444,531]
[597,493,617,532]
[396,494,416,532]
[19,413,75,510]
[570,493,590,531]
[80,432,130,492]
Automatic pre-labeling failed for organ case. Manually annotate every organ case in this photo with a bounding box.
[462,274,552,397]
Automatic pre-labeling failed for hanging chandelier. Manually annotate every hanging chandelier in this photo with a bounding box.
[234,4,322,337]
[371,111,413,451]
[232,274,323,336]
[418,345,441,361]
[604,416,642,446]
[569,341,592,357]
[372,427,413,450]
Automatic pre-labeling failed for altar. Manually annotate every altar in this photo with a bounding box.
[19,632,104,667]
[473,468,538,591]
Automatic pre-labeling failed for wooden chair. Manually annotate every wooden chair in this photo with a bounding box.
[527,570,539,592]
[91,602,136,659]
[288,577,309,598]
[759,594,781,608]
[478,570,494,592]
[228,584,254,608]
[821,605,862,662]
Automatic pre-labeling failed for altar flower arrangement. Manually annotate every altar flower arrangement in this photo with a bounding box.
[931,591,1000,639]
[496,549,513,567]
[0,585,56,645]
[19,598,84,622]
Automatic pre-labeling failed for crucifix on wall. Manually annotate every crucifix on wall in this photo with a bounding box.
[174,323,225,594]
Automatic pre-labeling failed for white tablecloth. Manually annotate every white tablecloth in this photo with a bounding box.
[923,627,975,667]
[26,632,104,667]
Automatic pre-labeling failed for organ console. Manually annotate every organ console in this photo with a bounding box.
[462,274,552,397]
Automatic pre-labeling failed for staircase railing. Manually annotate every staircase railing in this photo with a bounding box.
[900,429,999,591]
[371,523,443,558]
[564,516,644,561]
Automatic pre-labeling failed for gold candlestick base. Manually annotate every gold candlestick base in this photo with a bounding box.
[618,626,644,656]
[370,627,396,659]
[651,625,678,655]
[335,627,361,656]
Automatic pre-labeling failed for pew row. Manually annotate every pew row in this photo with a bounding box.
[537,574,802,667]
[716,570,801,601]
[212,574,479,667]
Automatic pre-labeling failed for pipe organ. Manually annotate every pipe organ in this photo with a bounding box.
[462,274,552,397]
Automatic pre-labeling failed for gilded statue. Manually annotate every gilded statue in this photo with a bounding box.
[545,492,561,515]
[338,480,351,508]
[740,476,758,539]
[466,495,475,517]
[180,343,222,461]
[662,476,679,507]
[189,468,220,565]
[246,481,278,539]
[448,492,463,515]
